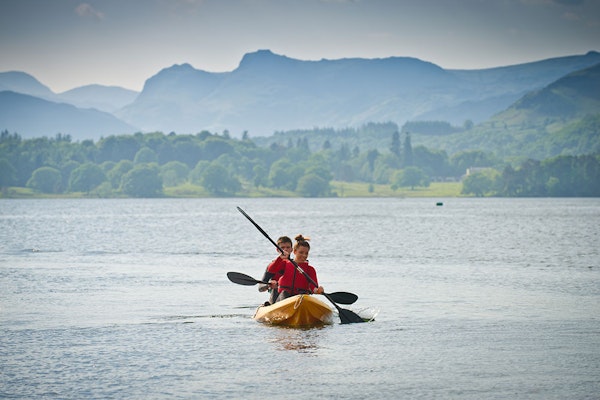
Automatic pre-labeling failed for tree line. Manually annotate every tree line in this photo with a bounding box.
[0,127,598,197]
[462,155,600,197]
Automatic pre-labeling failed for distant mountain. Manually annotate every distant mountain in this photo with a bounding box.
[57,85,139,113]
[423,53,600,124]
[116,50,462,135]
[2,50,600,144]
[0,91,138,140]
[412,63,600,160]
[0,70,139,116]
[506,62,600,120]
[0,71,57,101]
[116,50,600,137]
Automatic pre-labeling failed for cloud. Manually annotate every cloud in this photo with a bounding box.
[553,0,584,5]
[562,11,580,20]
[520,0,583,6]
[75,3,105,20]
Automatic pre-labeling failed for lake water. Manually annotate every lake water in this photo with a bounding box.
[1,198,599,399]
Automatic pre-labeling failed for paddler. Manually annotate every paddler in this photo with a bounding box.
[275,234,324,302]
[258,235,292,305]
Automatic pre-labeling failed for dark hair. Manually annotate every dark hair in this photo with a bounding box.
[277,236,292,245]
[294,234,310,250]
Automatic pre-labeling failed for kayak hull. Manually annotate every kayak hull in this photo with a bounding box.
[253,294,334,327]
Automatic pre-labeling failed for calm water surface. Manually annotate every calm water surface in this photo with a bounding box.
[1,198,599,399]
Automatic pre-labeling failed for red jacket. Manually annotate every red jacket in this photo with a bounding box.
[277,260,319,295]
[266,256,286,281]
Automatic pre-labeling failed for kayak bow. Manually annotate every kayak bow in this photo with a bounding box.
[253,295,334,327]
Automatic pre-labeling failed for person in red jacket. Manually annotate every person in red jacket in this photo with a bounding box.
[258,236,292,305]
[276,234,324,302]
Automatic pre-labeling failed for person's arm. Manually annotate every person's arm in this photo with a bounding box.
[258,270,274,292]
[261,257,286,291]
[307,266,324,294]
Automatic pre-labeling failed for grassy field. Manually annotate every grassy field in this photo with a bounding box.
[329,181,463,198]
[1,181,465,199]
[165,181,464,198]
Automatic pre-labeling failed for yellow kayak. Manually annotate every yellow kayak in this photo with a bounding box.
[253,294,334,327]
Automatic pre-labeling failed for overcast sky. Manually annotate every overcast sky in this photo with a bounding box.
[1,0,598,93]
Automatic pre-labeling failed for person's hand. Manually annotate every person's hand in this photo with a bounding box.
[279,250,289,260]
[313,286,324,294]
[269,279,278,289]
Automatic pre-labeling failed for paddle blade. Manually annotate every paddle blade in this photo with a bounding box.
[327,291,358,305]
[322,293,366,324]
[227,271,264,286]
[338,308,366,324]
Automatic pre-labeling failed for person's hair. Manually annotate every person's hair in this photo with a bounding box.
[277,236,292,246]
[294,234,310,250]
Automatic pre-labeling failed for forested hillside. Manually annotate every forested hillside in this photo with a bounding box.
[411,63,600,160]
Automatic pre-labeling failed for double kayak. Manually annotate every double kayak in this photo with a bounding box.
[253,294,334,327]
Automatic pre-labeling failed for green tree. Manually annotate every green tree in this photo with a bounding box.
[413,146,450,177]
[305,153,333,181]
[120,164,163,197]
[297,173,330,197]
[97,135,140,162]
[134,147,158,164]
[160,161,190,187]
[0,158,17,188]
[390,130,401,157]
[107,160,134,189]
[269,159,295,189]
[253,164,268,188]
[451,150,497,176]
[366,149,379,172]
[202,136,234,161]
[190,160,210,185]
[500,165,520,196]
[201,164,240,195]
[402,133,413,167]
[100,161,116,173]
[461,170,499,197]
[173,139,202,168]
[338,142,351,161]
[69,163,107,193]
[27,167,62,193]
[391,167,430,190]
[60,160,80,190]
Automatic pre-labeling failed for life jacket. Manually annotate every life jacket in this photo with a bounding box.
[277,260,318,295]
[266,256,286,280]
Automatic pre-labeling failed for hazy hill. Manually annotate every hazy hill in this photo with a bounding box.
[116,50,600,137]
[0,71,58,101]
[400,52,600,124]
[58,85,139,113]
[0,91,138,140]
[0,70,139,117]
[413,63,600,160]
[117,50,459,136]
[508,62,600,120]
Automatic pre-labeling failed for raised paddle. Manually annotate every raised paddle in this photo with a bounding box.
[226,271,359,305]
[236,206,365,324]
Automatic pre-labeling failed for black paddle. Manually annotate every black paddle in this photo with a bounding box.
[226,271,359,305]
[236,206,365,324]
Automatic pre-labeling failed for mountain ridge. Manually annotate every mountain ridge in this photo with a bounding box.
[116,50,600,136]
[0,91,138,140]
[1,50,599,144]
